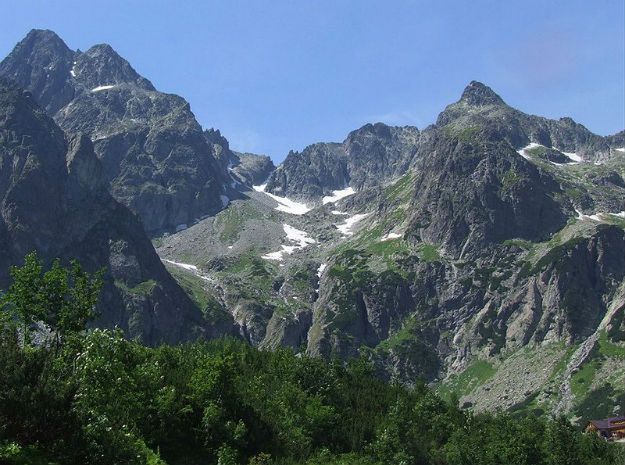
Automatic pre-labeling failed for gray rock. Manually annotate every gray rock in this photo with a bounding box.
[0,29,233,233]
[0,77,222,345]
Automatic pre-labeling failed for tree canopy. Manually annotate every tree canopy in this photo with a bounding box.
[0,254,622,465]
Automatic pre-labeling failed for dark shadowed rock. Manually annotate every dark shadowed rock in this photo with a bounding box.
[0,78,229,344]
[0,30,232,233]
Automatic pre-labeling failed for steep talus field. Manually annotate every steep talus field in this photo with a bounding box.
[157,81,625,421]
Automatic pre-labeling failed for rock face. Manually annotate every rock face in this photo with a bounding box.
[405,130,570,258]
[158,79,625,419]
[0,29,232,233]
[436,81,614,161]
[0,77,222,344]
[2,28,624,420]
[264,123,419,199]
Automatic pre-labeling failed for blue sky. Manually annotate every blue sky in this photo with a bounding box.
[1,0,623,162]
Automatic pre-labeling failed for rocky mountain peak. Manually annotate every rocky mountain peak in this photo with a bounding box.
[18,29,72,57]
[74,43,154,91]
[350,122,393,139]
[0,29,75,113]
[460,80,506,106]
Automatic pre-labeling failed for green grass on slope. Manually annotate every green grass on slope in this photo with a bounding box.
[214,202,264,243]
[418,243,441,262]
[436,360,497,401]
[384,172,415,202]
[598,331,625,358]
[571,358,601,399]
[115,279,157,296]
[164,265,226,323]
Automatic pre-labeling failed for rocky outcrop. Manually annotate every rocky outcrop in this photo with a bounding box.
[405,131,570,258]
[264,123,419,199]
[436,81,615,161]
[0,78,223,344]
[0,29,232,233]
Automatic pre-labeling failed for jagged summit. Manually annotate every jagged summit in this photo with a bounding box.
[0,29,235,233]
[459,80,506,106]
[75,42,154,90]
[22,28,69,49]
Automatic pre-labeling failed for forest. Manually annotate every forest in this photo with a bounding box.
[0,254,622,465]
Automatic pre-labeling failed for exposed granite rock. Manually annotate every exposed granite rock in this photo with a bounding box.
[436,81,614,161]
[0,29,232,233]
[230,151,275,186]
[0,77,222,344]
[405,131,570,258]
[264,123,419,199]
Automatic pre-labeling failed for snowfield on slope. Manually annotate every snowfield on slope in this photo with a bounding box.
[322,187,355,204]
[517,143,582,164]
[336,213,369,236]
[381,232,402,241]
[252,184,311,215]
[91,85,116,92]
[575,209,625,222]
[261,224,316,261]
[517,143,542,160]
[317,263,327,278]
[162,259,212,282]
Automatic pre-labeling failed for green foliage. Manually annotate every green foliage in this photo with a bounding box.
[384,172,415,202]
[0,255,623,465]
[598,331,625,358]
[571,358,601,398]
[501,168,522,192]
[437,360,497,401]
[0,252,103,345]
[525,146,548,157]
[418,243,441,262]
[502,238,533,250]
[215,203,263,243]
[443,125,481,142]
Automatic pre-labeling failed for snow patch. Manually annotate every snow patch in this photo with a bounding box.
[220,195,229,208]
[162,259,212,282]
[381,232,402,241]
[261,251,285,261]
[518,143,583,164]
[252,184,311,215]
[284,224,316,247]
[559,150,582,163]
[163,259,197,272]
[517,142,543,160]
[322,187,355,204]
[615,147,625,153]
[336,213,369,236]
[70,61,77,77]
[331,210,349,216]
[175,223,187,232]
[576,209,625,222]
[261,224,316,261]
[91,85,116,92]
[317,263,327,278]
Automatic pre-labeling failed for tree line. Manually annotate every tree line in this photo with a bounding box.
[0,253,622,464]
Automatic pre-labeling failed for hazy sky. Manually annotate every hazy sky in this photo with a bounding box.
[1,0,623,162]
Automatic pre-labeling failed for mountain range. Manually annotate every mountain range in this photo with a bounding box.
[1,29,624,424]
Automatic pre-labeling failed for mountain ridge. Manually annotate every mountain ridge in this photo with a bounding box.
[1,29,624,422]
